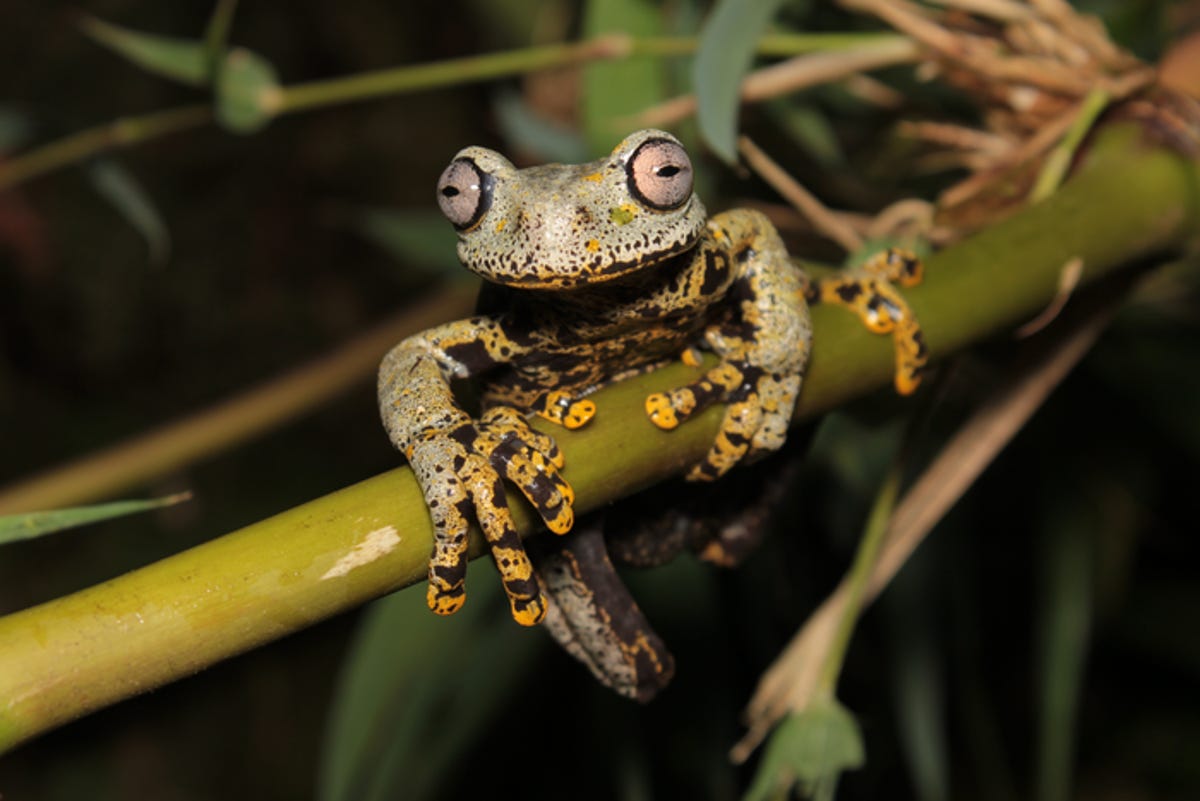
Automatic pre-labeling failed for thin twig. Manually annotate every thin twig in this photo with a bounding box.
[738,136,863,253]
[1015,257,1083,337]
[0,105,211,191]
[628,37,920,129]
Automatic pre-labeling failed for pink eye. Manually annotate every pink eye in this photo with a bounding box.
[626,138,693,210]
[437,158,493,229]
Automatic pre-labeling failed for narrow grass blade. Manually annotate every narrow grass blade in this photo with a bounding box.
[87,159,171,265]
[0,492,192,545]
[79,16,209,87]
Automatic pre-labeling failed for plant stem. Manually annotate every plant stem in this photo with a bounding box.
[0,105,211,191]
[0,32,907,192]
[274,35,630,115]
[817,461,902,694]
[0,125,1195,753]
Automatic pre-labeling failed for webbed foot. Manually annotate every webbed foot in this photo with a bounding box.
[407,405,575,625]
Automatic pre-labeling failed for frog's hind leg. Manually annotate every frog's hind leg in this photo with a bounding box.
[531,517,675,703]
[809,248,928,395]
[606,438,805,569]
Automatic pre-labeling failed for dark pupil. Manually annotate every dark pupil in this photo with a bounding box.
[442,186,460,197]
[656,164,680,178]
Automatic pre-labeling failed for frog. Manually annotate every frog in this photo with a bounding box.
[378,128,927,699]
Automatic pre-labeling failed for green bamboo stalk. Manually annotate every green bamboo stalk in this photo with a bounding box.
[0,125,1195,753]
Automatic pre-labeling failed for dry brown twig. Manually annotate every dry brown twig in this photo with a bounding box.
[737,136,865,253]
[629,37,921,129]
[842,0,1158,222]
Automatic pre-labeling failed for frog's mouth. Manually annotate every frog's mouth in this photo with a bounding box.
[483,229,705,291]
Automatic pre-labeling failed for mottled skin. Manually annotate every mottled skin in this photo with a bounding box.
[378,129,927,698]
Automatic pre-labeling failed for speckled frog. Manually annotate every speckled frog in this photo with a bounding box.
[379,129,926,699]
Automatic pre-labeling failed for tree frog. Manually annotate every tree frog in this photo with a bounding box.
[378,129,926,698]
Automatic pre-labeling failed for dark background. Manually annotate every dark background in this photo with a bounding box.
[1,1,1198,799]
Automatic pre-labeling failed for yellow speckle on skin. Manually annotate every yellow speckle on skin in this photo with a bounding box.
[586,239,600,252]
[582,171,603,182]
[610,204,638,225]
[494,218,508,233]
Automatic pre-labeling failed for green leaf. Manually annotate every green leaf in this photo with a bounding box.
[214,47,282,134]
[352,208,463,278]
[317,562,543,801]
[693,0,787,163]
[79,14,280,134]
[1034,501,1095,801]
[203,0,240,76]
[87,159,171,265]
[581,0,668,155]
[744,697,865,801]
[0,493,192,546]
[79,15,209,87]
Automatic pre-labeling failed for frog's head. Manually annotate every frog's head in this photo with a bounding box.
[435,129,707,290]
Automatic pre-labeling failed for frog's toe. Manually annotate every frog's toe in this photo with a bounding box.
[686,398,763,482]
[408,439,475,617]
[484,405,566,468]
[645,362,742,431]
[512,461,576,534]
[427,582,467,616]
[532,390,598,430]
[510,593,548,627]
[465,467,550,625]
[489,435,576,534]
[748,374,800,455]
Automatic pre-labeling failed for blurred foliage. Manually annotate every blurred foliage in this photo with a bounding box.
[0,1,1198,800]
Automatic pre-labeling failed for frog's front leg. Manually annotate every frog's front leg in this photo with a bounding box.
[646,209,811,481]
[807,247,928,395]
[378,316,575,625]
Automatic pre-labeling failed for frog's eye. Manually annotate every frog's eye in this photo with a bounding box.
[626,138,693,211]
[437,158,494,230]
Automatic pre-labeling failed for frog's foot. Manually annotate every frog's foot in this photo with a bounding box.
[408,407,576,626]
[530,389,598,430]
[809,247,928,395]
[646,362,801,481]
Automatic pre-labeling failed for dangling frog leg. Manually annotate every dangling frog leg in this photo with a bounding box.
[808,248,929,395]
[531,517,675,702]
[645,209,811,481]
[379,316,575,625]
